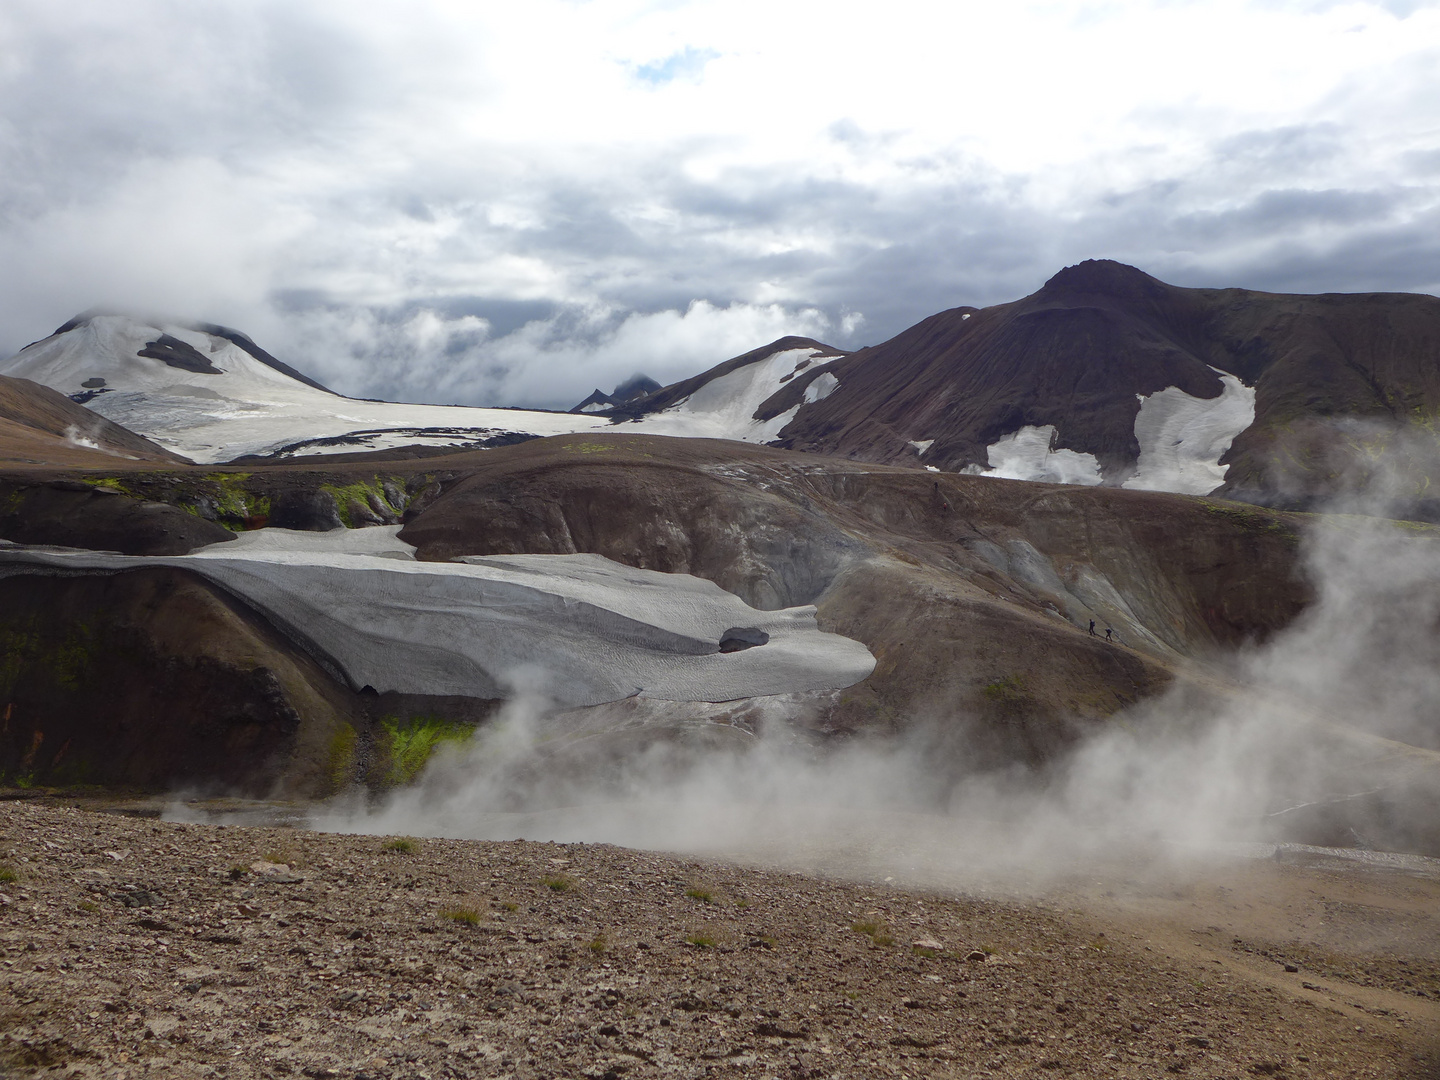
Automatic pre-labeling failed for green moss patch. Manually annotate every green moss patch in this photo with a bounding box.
[377,715,473,787]
[318,477,406,528]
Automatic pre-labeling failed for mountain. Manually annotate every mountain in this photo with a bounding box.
[769,260,1440,505]
[12,267,1440,503]
[1,312,610,463]
[606,336,849,442]
[569,374,662,413]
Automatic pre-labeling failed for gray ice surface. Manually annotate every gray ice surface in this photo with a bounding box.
[0,527,875,706]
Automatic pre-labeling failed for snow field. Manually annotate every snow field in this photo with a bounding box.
[0,527,876,707]
[973,425,1105,485]
[1,316,609,463]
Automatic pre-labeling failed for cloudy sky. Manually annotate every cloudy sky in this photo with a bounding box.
[1,0,1438,408]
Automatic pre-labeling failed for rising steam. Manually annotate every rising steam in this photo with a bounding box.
[309,449,1440,887]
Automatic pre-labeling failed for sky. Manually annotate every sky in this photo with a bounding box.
[1,0,1438,410]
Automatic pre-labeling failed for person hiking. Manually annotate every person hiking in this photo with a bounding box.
[1105,627,1113,642]
[1088,619,1096,636]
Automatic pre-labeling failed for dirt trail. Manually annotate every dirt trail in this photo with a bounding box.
[1,800,1437,1079]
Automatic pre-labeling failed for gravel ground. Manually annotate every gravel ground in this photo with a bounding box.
[0,802,1433,1080]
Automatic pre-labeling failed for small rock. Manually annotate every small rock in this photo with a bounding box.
[1283,962,1299,973]
[912,938,942,951]
[964,950,988,962]
[145,1016,180,1039]
[719,627,769,653]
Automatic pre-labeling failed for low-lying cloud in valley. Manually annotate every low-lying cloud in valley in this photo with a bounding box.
[2,0,1439,409]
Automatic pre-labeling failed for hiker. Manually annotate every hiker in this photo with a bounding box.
[1088,619,1096,636]
[1105,627,1113,642]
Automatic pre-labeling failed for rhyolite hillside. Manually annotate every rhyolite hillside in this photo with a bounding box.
[0,434,1309,793]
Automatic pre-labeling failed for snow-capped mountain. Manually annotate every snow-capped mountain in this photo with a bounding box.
[12,263,1440,506]
[569,374,661,414]
[608,336,848,443]
[1,312,611,464]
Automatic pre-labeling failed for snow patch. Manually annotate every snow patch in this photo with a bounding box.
[1123,372,1256,495]
[909,439,934,455]
[1,532,876,707]
[803,372,839,403]
[628,348,833,443]
[975,425,1104,486]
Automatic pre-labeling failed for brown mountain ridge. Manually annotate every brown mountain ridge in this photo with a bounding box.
[710,260,1440,507]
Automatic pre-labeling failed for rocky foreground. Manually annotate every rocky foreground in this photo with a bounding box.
[0,801,1435,1080]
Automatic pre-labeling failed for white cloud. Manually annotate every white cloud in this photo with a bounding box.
[277,299,835,409]
[0,0,1437,402]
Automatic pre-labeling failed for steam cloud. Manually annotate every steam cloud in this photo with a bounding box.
[308,459,1440,888]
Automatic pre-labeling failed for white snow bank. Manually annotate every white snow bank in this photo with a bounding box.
[909,439,934,455]
[0,315,609,463]
[966,371,1255,493]
[201,524,417,560]
[804,372,839,403]
[627,348,833,443]
[0,529,875,707]
[974,425,1104,486]
[1123,371,1255,495]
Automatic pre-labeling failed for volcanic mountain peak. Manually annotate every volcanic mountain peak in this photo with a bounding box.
[1039,259,1173,301]
[568,373,663,414]
[773,265,1440,507]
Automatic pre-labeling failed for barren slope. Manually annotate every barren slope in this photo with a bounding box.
[0,802,1434,1080]
[0,375,189,468]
